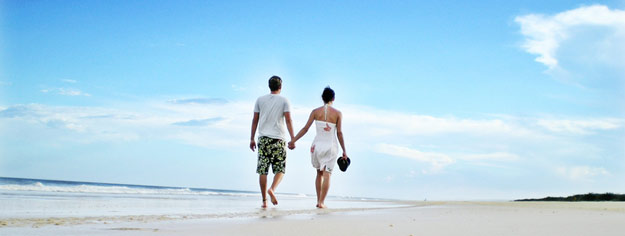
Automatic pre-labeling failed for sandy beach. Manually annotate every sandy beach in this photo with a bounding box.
[4,1,625,235]
[2,201,624,235]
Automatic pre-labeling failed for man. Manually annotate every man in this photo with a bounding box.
[250,75,295,208]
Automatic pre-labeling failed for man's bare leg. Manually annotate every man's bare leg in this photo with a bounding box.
[259,175,268,208]
[268,172,284,205]
[315,170,323,208]
[317,171,331,209]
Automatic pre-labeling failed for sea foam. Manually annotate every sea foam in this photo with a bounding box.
[0,182,258,197]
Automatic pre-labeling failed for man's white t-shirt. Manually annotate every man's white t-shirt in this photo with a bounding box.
[254,94,291,140]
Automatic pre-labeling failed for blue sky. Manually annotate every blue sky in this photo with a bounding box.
[1,0,624,200]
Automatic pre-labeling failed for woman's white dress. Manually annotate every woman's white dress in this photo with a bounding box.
[310,105,339,172]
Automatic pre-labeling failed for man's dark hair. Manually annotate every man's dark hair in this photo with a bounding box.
[268,76,282,91]
[322,86,335,104]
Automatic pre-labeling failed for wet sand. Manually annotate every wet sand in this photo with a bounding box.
[2,201,625,235]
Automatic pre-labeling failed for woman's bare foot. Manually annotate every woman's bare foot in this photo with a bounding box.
[261,199,267,208]
[268,189,278,205]
[317,203,327,209]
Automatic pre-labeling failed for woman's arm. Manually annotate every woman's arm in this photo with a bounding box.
[335,111,347,159]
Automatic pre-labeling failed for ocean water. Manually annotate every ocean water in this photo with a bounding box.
[0,177,398,221]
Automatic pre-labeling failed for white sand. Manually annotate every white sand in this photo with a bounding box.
[2,201,625,235]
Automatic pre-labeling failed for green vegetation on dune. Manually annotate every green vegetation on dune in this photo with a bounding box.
[515,193,625,202]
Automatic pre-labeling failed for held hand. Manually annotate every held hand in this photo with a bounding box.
[250,140,256,152]
[288,141,296,150]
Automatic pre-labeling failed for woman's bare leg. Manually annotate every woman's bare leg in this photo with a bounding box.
[315,169,323,207]
[317,170,331,208]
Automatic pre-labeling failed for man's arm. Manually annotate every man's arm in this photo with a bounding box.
[250,112,260,151]
[284,112,295,140]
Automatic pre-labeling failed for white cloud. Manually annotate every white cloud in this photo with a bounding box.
[341,104,623,139]
[1,101,621,173]
[459,152,519,161]
[556,166,610,181]
[343,106,536,138]
[41,88,91,97]
[374,143,519,172]
[61,79,77,83]
[58,88,90,96]
[516,5,625,70]
[375,143,455,170]
[339,105,623,173]
[168,98,227,105]
[0,100,251,148]
[231,84,247,92]
[171,117,224,126]
[384,175,394,182]
[537,118,623,134]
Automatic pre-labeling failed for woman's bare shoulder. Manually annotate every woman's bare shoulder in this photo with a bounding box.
[310,106,323,118]
[328,106,341,114]
[312,106,325,113]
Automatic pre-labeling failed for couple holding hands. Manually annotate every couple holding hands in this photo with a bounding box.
[250,76,349,209]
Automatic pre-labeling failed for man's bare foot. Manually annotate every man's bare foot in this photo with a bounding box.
[261,199,267,208]
[317,203,327,209]
[268,189,278,205]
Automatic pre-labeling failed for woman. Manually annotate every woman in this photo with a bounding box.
[289,86,348,208]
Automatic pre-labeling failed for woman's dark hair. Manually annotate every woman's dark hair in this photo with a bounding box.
[268,75,282,91]
[322,86,335,104]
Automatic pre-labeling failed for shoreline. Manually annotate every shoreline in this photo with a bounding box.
[0,204,415,228]
[0,198,417,228]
